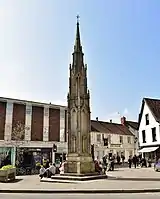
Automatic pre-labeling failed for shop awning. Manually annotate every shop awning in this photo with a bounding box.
[138,146,159,153]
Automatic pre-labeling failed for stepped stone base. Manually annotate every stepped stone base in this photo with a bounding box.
[51,174,108,182]
[64,154,95,174]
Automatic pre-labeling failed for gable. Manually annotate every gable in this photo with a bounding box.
[138,100,157,131]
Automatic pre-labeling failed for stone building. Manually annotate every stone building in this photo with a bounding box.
[91,117,136,161]
[121,116,139,155]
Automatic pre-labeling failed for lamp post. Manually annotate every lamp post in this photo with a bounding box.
[52,144,57,164]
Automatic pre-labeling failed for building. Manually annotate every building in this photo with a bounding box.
[0,96,138,166]
[138,98,160,160]
[0,97,67,166]
[121,116,139,155]
[90,117,136,161]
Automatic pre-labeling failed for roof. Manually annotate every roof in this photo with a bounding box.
[0,96,66,109]
[91,120,133,136]
[126,121,138,130]
[138,98,160,128]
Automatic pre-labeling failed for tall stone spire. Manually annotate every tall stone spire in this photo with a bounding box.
[64,16,95,175]
[74,15,81,52]
[72,15,84,73]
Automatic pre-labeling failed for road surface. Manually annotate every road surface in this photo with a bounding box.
[1,193,160,199]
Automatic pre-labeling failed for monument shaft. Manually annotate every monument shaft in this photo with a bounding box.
[64,18,95,175]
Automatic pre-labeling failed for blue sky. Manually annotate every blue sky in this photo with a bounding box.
[0,0,160,122]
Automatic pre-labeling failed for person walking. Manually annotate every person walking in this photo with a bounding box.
[39,165,46,179]
[128,156,132,168]
[132,155,137,169]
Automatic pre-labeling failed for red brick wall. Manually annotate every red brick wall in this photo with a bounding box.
[49,108,60,141]
[0,102,6,140]
[31,106,44,141]
[12,103,26,140]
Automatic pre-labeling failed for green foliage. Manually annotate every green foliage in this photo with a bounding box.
[36,162,41,166]
[0,165,16,170]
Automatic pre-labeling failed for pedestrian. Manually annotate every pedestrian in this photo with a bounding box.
[132,155,137,169]
[121,155,125,165]
[39,165,46,179]
[46,163,56,178]
[117,155,121,165]
[128,156,132,168]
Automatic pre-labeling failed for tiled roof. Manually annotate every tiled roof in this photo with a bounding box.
[91,120,133,136]
[126,121,138,130]
[138,98,160,128]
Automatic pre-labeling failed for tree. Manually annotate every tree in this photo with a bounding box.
[12,121,25,141]
[8,121,28,166]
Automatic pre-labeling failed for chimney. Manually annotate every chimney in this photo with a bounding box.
[96,117,98,121]
[110,119,112,123]
[121,116,126,125]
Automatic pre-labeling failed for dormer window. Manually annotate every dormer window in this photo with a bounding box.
[145,114,149,125]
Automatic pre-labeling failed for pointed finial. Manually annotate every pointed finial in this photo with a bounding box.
[76,15,80,24]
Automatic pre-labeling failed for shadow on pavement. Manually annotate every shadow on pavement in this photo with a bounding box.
[4,179,23,183]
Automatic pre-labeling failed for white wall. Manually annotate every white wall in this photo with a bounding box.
[128,126,139,154]
[139,102,160,147]
[90,131,135,160]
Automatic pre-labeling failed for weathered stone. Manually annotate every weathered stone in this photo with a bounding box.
[63,17,95,176]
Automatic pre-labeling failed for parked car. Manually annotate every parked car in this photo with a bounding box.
[154,161,160,171]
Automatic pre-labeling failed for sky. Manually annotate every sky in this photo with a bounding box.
[0,0,160,123]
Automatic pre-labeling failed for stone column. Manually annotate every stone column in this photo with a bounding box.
[4,100,13,141]
[25,103,32,141]
[43,105,49,142]
[60,107,65,142]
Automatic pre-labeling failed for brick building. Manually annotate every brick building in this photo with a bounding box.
[0,97,67,166]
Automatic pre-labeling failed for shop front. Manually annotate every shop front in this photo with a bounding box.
[0,147,15,168]
[138,146,159,162]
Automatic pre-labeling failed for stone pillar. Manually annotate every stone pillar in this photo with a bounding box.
[43,106,49,141]
[60,107,65,142]
[4,100,13,141]
[25,103,32,141]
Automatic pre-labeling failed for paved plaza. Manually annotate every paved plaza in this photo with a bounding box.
[107,167,160,180]
[0,168,160,191]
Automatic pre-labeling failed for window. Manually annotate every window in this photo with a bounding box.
[104,138,108,146]
[97,134,101,142]
[127,137,131,144]
[145,114,149,125]
[142,130,146,143]
[152,127,157,142]
[120,136,123,144]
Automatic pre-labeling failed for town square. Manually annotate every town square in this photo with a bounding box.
[0,0,160,198]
